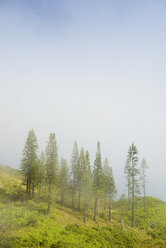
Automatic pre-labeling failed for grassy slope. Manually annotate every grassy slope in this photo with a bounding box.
[0,165,166,248]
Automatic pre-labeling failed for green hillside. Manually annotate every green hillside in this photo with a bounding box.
[0,164,166,248]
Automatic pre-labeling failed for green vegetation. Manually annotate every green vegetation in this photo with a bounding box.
[0,130,165,247]
[0,164,166,248]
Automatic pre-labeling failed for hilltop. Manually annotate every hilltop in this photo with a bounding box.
[0,164,166,248]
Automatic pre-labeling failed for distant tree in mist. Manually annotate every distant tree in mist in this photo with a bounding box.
[103,158,116,221]
[93,141,103,222]
[77,147,84,211]
[127,143,139,227]
[59,158,68,206]
[82,150,92,223]
[124,156,131,207]
[103,158,109,211]
[36,151,46,203]
[140,158,148,211]
[70,141,79,211]
[46,133,58,214]
[20,129,38,198]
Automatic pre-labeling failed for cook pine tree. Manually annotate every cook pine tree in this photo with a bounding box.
[127,143,139,227]
[140,158,148,211]
[36,151,46,203]
[77,147,84,211]
[93,141,103,222]
[103,158,116,221]
[82,150,92,223]
[124,155,131,207]
[20,129,38,198]
[70,141,79,211]
[46,133,58,214]
[59,158,68,206]
[103,158,109,210]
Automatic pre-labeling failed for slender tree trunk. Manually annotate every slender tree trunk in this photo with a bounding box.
[94,197,98,222]
[128,181,130,208]
[61,194,64,206]
[104,189,107,211]
[36,186,39,204]
[97,206,100,227]
[83,187,87,223]
[132,172,134,227]
[26,178,29,195]
[26,178,30,200]
[121,209,124,230]
[144,187,146,211]
[132,193,134,227]
[109,196,111,222]
[28,178,31,198]
[32,182,34,197]
[36,186,40,204]
[48,184,51,214]
[78,183,81,211]
[45,181,47,192]
[72,187,75,212]
[72,177,76,211]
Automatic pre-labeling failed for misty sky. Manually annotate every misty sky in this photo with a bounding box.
[0,0,166,200]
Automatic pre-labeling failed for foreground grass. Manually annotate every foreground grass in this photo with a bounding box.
[1,199,166,248]
[0,165,166,248]
[0,200,145,248]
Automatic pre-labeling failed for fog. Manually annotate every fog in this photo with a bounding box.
[0,0,166,200]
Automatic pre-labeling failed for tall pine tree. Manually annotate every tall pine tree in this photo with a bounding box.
[36,151,46,203]
[103,158,116,221]
[127,143,139,227]
[20,129,38,198]
[77,147,84,211]
[140,158,148,211]
[82,150,92,223]
[70,141,79,211]
[124,155,131,207]
[93,141,103,222]
[46,133,58,213]
[59,158,68,206]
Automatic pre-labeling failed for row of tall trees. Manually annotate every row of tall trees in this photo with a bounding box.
[20,130,116,222]
[20,131,148,226]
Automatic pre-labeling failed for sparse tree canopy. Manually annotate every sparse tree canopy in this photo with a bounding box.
[46,133,58,213]
[103,158,116,221]
[82,150,92,223]
[59,158,68,206]
[20,129,38,198]
[127,143,139,227]
[140,158,148,211]
[70,141,79,211]
[93,141,103,222]
[124,155,131,206]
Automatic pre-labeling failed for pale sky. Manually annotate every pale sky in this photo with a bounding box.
[0,0,166,200]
